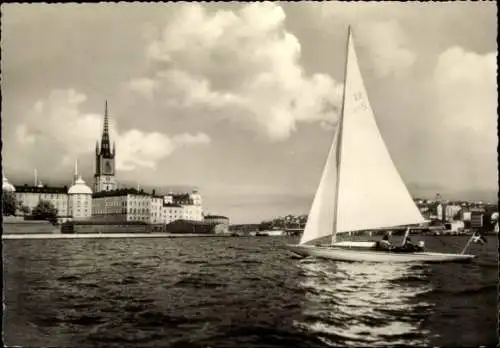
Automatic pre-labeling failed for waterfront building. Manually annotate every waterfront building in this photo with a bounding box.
[203,215,230,234]
[9,179,211,226]
[445,205,462,221]
[9,163,95,222]
[164,190,203,221]
[94,101,118,193]
[470,210,484,228]
[462,211,472,221]
[68,178,93,220]
[163,203,184,224]
[14,182,70,222]
[68,172,93,220]
[91,191,127,222]
[92,188,151,222]
[436,203,444,221]
[150,195,163,224]
[91,188,205,224]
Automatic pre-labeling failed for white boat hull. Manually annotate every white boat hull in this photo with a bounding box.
[284,244,475,263]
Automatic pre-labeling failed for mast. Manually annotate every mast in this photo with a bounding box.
[331,26,351,245]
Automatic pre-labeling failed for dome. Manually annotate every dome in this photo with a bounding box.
[68,176,92,195]
[2,176,15,192]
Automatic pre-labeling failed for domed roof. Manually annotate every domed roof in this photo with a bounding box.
[2,176,15,192]
[68,176,92,195]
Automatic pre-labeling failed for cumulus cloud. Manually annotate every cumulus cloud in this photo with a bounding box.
[172,132,211,145]
[16,89,211,172]
[127,2,342,141]
[356,20,416,78]
[116,130,211,171]
[431,47,497,188]
[15,124,36,145]
[127,77,159,100]
[434,47,496,139]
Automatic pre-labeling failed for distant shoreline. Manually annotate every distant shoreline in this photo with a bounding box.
[1,233,237,240]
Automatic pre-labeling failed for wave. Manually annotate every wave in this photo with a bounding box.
[431,283,497,296]
[174,276,227,289]
[57,275,81,282]
[294,259,434,346]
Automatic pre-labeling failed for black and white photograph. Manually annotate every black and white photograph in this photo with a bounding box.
[1,2,498,347]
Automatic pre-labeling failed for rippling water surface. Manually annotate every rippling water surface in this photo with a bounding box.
[3,235,498,347]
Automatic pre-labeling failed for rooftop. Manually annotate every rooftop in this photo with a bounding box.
[204,215,229,220]
[68,176,92,195]
[163,203,183,208]
[14,185,68,194]
[92,188,151,198]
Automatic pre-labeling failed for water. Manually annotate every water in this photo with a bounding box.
[3,235,498,347]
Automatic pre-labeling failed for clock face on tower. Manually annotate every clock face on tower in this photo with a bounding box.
[103,159,113,175]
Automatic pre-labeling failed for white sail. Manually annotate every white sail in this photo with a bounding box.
[299,127,341,245]
[299,29,424,246]
[335,31,425,234]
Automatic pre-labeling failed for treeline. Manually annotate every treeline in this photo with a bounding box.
[2,192,58,224]
[258,214,308,231]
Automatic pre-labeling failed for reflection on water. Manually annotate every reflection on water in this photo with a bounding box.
[294,259,434,347]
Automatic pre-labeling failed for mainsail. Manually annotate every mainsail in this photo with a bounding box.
[300,29,425,246]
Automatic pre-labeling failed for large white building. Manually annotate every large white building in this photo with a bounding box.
[91,188,204,224]
[164,191,203,222]
[68,175,93,220]
[92,189,152,222]
[14,183,70,221]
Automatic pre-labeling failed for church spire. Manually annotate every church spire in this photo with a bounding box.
[104,100,109,134]
[100,100,112,156]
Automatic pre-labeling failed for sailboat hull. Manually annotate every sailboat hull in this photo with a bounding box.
[284,244,476,263]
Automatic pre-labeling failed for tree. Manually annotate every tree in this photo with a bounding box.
[259,220,273,231]
[20,205,31,215]
[32,200,58,225]
[2,192,18,216]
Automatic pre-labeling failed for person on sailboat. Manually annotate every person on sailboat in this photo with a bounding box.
[398,236,425,252]
[375,232,393,251]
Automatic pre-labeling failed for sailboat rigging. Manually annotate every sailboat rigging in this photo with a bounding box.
[284,27,476,263]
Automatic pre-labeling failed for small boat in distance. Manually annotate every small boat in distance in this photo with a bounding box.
[284,27,476,263]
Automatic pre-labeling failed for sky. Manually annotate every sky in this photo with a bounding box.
[1,2,497,223]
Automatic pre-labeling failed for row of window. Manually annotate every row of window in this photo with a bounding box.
[16,194,67,199]
[72,202,90,206]
[72,196,90,201]
[128,208,150,214]
[73,208,90,215]
[94,200,153,208]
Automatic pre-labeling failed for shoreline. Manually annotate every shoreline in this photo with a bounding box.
[1,233,237,240]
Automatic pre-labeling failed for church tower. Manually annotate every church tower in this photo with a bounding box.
[94,101,117,192]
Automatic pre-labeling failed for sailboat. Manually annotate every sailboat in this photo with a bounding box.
[284,28,476,263]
